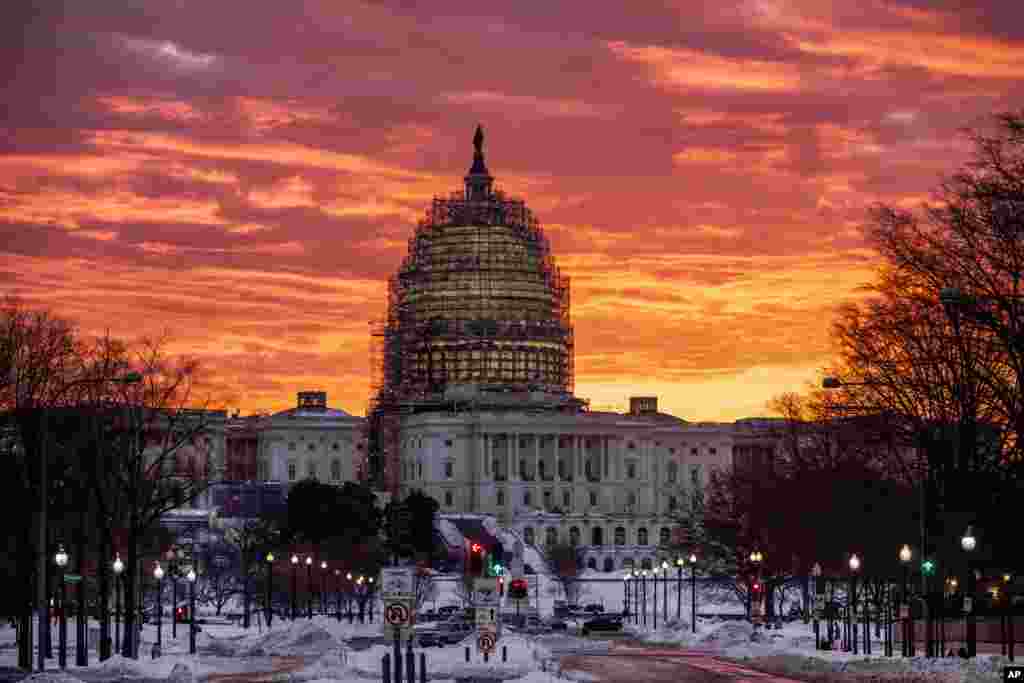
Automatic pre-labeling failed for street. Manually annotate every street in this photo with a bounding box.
[560,643,811,683]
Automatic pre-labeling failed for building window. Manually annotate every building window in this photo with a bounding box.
[331,459,341,482]
[545,527,558,547]
[444,491,453,506]
[627,441,635,450]
[288,442,296,451]
[569,527,580,546]
[637,528,648,545]
[445,461,453,479]
[493,458,505,481]
[691,447,698,455]
[497,489,505,506]
[543,490,552,508]
[288,462,296,481]
[307,461,316,479]
[520,458,529,480]
[669,447,675,454]
[628,492,637,507]
[591,527,603,546]
[445,439,453,447]
[520,438,528,449]
[691,465,701,486]
[614,527,626,545]
[538,460,546,479]
[622,558,634,570]
[562,490,571,508]
[587,557,598,570]
[417,462,423,478]
[524,491,532,506]
[641,558,652,570]
[332,443,340,451]
[603,558,614,573]
[589,490,598,507]
[668,495,678,511]
[667,461,677,483]
[709,447,717,455]
[308,443,315,452]
[524,527,534,545]
[627,462,636,479]
[557,459,566,479]
[660,527,671,545]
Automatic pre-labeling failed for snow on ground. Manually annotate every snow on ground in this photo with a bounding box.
[346,633,550,680]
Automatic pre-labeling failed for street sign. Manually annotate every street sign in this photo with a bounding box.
[475,605,498,626]
[381,568,415,599]
[477,630,497,654]
[899,605,910,619]
[474,577,499,604]
[384,601,412,627]
[64,574,82,583]
[963,597,973,614]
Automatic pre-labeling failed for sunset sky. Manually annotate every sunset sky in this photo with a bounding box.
[3,1,1022,421]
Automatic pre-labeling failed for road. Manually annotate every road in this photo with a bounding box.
[559,644,811,683]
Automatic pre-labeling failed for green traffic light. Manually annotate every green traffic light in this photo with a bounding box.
[922,560,935,576]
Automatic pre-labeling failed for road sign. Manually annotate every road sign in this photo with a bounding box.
[64,574,82,583]
[474,577,499,604]
[384,601,412,627]
[381,568,415,599]
[475,605,498,626]
[477,630,497,654]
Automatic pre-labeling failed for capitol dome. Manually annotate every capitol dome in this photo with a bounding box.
[371,126,574,401]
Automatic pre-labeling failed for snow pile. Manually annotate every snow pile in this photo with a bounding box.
[347,633,551,680]
[291,648,350,682]
[94,653,206,680]
[19,673,87,683]
[238,619,340,656]
[437,518,466,551]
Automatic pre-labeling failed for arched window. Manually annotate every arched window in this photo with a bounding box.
[520,458,529,480]
[496,489,505,506]
[557,459,566,479]
[587,557,598,570]
[523,527,535,546]
[331,459,341,482]
[545,527,558,547]
[523,491,532,506]
[591,527,603,546]
[569,527,580,546]
[641,558,652,570]
[493,458,503,480]
[444,491,453,506]
[603,557,614,573]
[614,527,626,546]
[637,528,648,545]
[288,461,296,481]
[307,460,317,479]
[622,558,635,570]
[538,460,546,479]
[660,527,671,545]
[562,490,571,508]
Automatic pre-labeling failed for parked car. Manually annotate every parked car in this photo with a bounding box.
[418,610,439,622]
[581,614,622,636]
[437,605,461,617]
[583,604,604,614]
[543,617,568,631]
[416,618,473,647]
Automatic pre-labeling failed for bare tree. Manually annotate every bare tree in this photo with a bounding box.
[222,518,281,627]
[545,542,581,606]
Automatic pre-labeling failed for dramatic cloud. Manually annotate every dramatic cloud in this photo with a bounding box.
[3,0,1021,421]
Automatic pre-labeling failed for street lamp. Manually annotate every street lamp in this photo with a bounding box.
[623,572,630,619]
[367,576,375,623]
[55,546,68,669]
[265,552,274,628]
[305,556,313,619]
[640,570,648,627]
[848,554,860,655]
[290,554,299,621]
[186,568,197,655]
[356,576,365,623]
[750,550,763,625]
[320,561,327,616]
[346,572,353,623]
[334,569,341,622]
[153,563,165,657]
[961,526,977,658]
[675,558,684,621]
[113,554,124,657]
[689,553,698,633]
[811,562,822,650]
[899,545,912,656]
[660,561,669,624]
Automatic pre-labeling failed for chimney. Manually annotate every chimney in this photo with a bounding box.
[297,391,327,410]
[629,396,657,416]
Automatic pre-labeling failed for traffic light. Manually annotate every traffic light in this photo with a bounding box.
[488,561,504,578]
[498,576,505,596]
[468,541,485,576]
[752,581,761,594]
[922,559,936,576]
[509,578,529,600]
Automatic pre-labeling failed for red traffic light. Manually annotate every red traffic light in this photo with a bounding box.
[753,582,761,592]
[471,542,483,554]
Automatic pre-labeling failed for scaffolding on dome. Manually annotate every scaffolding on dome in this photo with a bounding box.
[364,133,577,496]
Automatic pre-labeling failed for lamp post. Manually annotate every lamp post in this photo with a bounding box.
[153,563,164,657]
[290,554,298,621]
[368,577,375,623]
[320,561,327,616]
[356,576,365,623]
[265,553,274,628]
[334,569,341,621]
[55,546,68,669]
[113,555,124,657]
[899,544,912,656]
[675,558,684,621]
[305,556,313,619]
[750,550,763,625]
[849,554,860,655]
[961,526,977,658]
[346,573,353,623]
[639,570,647,626]
[186,568,197,655]
[661,561,669,624]
[812,562,822,650]
[652,564,658,630]
[622,573,630,618]
[690,553,698,633]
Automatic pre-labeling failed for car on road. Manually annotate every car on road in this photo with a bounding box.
[437,605,461,618]
[542,617,568,631]
[416,618,474,647]
[580,614,623,636]
[583,604,605,614]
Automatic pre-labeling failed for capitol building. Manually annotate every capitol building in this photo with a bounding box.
[214,128,784,572]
